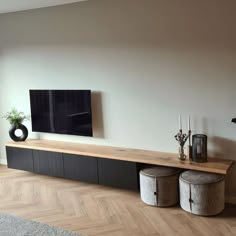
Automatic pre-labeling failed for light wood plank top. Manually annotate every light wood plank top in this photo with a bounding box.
[6,139,234,174]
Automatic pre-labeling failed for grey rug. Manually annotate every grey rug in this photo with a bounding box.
[0,213,86,236]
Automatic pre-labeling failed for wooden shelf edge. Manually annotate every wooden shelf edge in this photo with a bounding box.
[6,139,234,175]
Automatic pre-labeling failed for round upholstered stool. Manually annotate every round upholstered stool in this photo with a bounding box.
[179,170,225,216]
[140,166,180,207]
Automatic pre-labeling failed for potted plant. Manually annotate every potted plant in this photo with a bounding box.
[3,108,29,141]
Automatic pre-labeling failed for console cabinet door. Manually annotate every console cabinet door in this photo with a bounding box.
[63,154,98,184]
[98,158,138,190]
[33,150,64,177]
[6,147,34,172]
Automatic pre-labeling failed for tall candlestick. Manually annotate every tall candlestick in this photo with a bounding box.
[188,115,191,131]
[179,114,182,130]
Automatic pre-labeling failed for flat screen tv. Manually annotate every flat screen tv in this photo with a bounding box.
[29,90,93,137]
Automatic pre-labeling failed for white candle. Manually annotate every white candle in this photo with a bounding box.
[179,114,182,130]
[188,115,191,131]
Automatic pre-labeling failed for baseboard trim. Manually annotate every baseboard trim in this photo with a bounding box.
[225,195,236,205]
[0,159,7,165]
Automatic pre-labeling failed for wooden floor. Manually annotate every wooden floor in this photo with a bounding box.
[0,165,235,236]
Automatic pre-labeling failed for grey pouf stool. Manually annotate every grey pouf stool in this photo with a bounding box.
[179,170,225,216]
[140,166,180,207]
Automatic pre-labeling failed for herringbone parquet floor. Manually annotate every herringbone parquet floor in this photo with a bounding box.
[0,165,235,236]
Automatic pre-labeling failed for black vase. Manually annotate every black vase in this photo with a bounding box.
[9,124,28,142]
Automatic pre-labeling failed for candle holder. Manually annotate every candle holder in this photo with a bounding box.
[192,134,207,162]
[175,129,191,161]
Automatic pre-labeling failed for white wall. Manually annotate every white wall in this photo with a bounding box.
[0,0,236,202]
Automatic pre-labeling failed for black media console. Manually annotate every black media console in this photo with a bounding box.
[6,146,140,191]
[5,139,233,193]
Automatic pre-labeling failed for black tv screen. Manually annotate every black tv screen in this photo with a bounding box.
[29,90,93,137]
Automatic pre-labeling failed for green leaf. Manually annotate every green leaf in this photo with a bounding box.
[2,107,28,127]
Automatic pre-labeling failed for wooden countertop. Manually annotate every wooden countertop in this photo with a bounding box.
[6,139,234,175]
